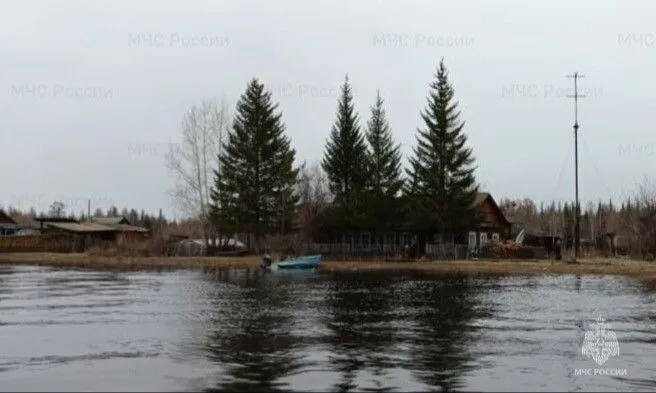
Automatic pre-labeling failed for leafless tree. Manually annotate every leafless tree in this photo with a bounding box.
[295,161,331,241]
[165,98,231,248]
[631,177,656,259]
[48,201,65,217]
[107,205,119,216]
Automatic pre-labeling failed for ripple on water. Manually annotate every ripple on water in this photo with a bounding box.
[0,266,655,392]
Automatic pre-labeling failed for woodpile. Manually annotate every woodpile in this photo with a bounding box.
[483,240,534,259]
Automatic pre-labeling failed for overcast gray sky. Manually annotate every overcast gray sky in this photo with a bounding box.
[1,0,655,219]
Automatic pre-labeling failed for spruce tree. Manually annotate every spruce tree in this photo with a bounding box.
[321,75,370,227]
[365,90,404,198]
[210,78,299,250]
[405,59,479,242]
[364,90,404,242]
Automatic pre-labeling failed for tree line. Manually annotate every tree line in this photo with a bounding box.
[204,59,480,251]
[501,191,656,257]
[3,189,655,256]
[0,203,167,233]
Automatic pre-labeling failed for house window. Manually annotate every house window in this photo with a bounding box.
[468,231,477,249]
[402,232,414,245]
[480,232,488,246]
[492,232,500,242]
[384,231,395,245]
[360,232,371,247]
[345,232,354,246]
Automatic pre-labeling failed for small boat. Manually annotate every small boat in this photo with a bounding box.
[262,254,322,271]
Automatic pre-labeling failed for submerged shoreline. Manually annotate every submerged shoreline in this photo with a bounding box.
[1,252,655,279]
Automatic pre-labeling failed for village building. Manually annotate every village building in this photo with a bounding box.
[310,192,512,255]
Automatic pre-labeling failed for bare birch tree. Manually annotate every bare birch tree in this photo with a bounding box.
[165,98,231,248]
[295,161,331,241]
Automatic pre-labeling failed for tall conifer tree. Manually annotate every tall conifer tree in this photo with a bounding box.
[210,78,298,250]
[405,59,479,243]
[321,75,370,227]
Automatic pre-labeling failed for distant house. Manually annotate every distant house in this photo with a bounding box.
[519,229,562,257]
[0,209,17,235]
[166,237,247,256]
[88,216,150,244]
[31,215,150,251]
[0,211,41,236]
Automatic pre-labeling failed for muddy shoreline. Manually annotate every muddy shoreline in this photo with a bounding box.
[1,252,655,280]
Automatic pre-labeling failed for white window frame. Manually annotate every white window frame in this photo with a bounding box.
[468,231,477,249]
[480,232,488,246]
[492,232,500,242]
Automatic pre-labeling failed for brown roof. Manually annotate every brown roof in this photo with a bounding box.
[11,216,41,229]
[0,209,16,224]
[473,192,490,207]
[474,192,511,227]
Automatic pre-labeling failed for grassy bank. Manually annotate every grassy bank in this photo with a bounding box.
[1,252,656,279]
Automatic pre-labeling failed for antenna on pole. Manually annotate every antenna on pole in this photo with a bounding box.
[567,71,585,262]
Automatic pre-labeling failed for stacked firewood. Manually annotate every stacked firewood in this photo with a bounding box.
[484,240,525,259]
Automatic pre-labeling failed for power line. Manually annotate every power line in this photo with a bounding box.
[567,72,585,261]
[546,140,574,203]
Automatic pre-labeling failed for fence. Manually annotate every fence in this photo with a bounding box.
[0,234,74,253]
[304,242,551,261]
[0,234,161,255]
[305,243,471,261]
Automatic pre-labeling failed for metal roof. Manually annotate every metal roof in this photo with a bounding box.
[11,216,41,229]
[47,222,116,233]
[33,217,78,223]
[47,221,150,233]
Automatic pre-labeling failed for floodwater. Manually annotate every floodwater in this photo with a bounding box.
[1,266,655,392]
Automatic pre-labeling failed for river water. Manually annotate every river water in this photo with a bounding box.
[0,265,654,392]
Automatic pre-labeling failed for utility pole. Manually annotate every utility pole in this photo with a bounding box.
[567,72,585,261]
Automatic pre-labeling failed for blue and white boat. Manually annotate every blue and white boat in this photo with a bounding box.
[263,254,322,271]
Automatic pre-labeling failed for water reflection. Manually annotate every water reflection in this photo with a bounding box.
[323,273,400,392]
[320,272,490,392]
[200,269,308,392]
[402,275,484,392]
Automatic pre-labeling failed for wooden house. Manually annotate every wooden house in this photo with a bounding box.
[0,209,17,235]
[464,192,513,248]
[31,216,150,251]
[313,192,512,251]
[88,216,150,244]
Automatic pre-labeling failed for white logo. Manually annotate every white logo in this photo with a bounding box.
[581,314,620,366]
